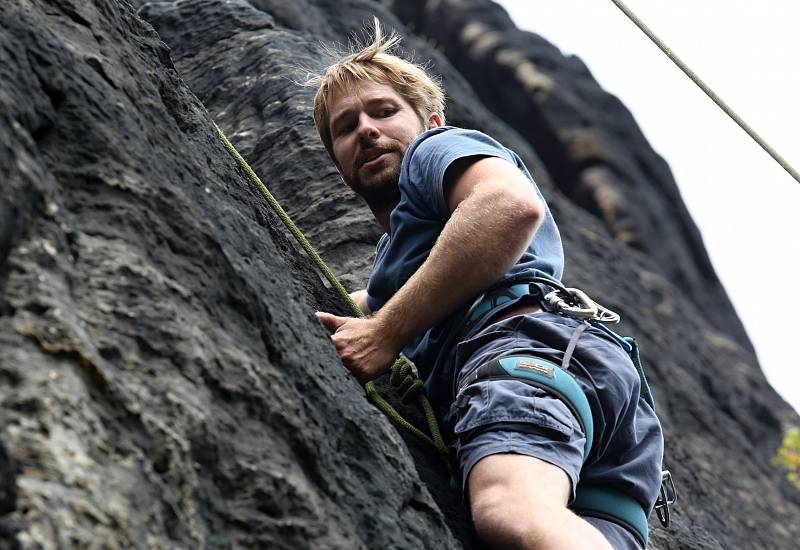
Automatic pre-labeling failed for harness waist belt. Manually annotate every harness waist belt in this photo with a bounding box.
[464,283,538,327]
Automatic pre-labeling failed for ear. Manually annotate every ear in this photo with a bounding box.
[427,112,444,129]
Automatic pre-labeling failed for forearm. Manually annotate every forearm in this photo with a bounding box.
[373,189,541,346]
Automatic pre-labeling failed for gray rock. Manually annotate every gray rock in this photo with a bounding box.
[0,0,459,547]
[0,0,797,549]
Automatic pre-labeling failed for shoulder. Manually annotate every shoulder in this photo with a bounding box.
[400,126,524,219]
[404,126,519,182]
[406,126,516,164]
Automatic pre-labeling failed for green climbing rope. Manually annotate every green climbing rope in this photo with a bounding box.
[215,124,450,460]
[610,0,800,185]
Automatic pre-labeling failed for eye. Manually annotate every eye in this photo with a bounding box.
[334,119,356,136]
[378,107,396,118]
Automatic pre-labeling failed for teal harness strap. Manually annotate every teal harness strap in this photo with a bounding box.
[572,486,648,548]
[456,354,650,545]
[460,355,593,460]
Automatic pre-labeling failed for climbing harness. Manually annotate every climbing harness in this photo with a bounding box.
[215,125,450,461]
[448,277,677,545]
[611,0,800,184]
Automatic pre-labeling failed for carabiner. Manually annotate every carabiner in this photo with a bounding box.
[543,287,620,323]
[654,470,677,527]
[544,287,597,320]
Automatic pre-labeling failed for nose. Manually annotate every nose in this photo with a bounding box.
[355,113,379,142]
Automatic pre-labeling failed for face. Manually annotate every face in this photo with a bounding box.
[328,81,442,210]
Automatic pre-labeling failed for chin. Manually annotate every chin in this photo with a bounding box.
[356,162,399,189]
[365,168,400,191]
[352,171,400,208]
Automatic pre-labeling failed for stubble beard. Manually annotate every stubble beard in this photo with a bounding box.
[350,154,401,213]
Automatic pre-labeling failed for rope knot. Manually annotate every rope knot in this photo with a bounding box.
[389,357,423,403]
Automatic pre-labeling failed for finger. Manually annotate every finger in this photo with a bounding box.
[315,311,346,333]
[331,333,348,352]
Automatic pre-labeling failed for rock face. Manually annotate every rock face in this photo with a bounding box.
[0,0,797,549]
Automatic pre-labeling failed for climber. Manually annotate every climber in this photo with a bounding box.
[310,21,664,550]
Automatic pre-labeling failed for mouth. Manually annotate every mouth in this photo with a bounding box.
[359,148,392,169]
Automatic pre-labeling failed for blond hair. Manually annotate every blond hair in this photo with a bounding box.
[309,20,446,159]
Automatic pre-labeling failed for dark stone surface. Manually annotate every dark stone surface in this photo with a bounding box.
[0,0,461,547]
[0,0,797,548]
[0,441,15,514]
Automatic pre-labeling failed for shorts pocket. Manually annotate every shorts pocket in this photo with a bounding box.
[452,379,580,439]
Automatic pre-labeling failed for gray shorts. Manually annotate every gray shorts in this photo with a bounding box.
[449,312,664,549]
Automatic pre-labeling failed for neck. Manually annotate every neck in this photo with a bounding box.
[363,191,399,235]
[371,204,393,234]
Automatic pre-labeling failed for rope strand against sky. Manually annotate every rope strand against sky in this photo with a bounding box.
[610,0,800,185]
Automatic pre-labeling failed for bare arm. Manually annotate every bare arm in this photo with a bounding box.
[317,155,544,381]
[372,156,544,349]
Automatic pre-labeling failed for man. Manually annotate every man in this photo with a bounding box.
[311,23,663,550]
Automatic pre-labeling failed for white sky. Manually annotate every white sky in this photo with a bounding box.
[496,0,800,414]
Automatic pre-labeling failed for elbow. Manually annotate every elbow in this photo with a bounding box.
[526,195,545,229]
[511,192,545,238]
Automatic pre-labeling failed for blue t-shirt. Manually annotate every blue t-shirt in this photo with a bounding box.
[366,127,564,388]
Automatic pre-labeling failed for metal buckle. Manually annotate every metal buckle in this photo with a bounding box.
[654,470,677,527]
[543,287,620,323]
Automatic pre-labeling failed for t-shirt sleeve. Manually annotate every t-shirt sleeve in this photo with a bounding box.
[405,128,518,220]
[365,233,389,312]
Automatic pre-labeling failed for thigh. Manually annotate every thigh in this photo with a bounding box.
[468,453,570,508]
[468,453,619,550]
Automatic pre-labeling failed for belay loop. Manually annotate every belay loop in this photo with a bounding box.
[215,124,450,461]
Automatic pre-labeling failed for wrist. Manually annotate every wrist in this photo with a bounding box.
[372,306,410,355]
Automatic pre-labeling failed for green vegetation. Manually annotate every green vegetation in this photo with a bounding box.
[773,427,800,490]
